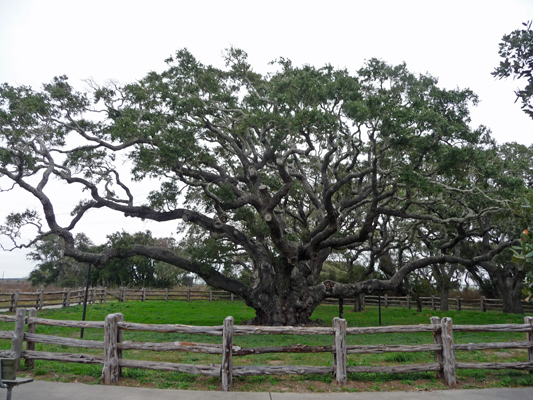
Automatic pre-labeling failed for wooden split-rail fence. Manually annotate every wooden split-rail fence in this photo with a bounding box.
[107,287,237,303]
[3,287,533,314]
[0,288,107,312]
[0,308,532,390]
[348,294,533,313]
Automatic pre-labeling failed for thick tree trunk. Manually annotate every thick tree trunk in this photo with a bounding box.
[246,277,324,325]
[353,294,364,312]
[248,291,321,326]
[432,262,458,312]
[439,284,450,312]
[495,270,524,314]
[415,295,422,312]
[245,259,325,326]
[475,261,524,314]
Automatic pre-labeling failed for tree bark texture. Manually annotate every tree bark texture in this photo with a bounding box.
[221,316,234,391]
[430,316,443,379]
[440,317,456,387]
[25,308,37,369]
[11,308,26,370]
[102,313,124,384]
[333,318,347,384]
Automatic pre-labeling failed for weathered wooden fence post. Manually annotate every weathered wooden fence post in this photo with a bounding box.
[165,288,169,301]
[480,296,485,312]
[9,290,19,312]
[142,288,146,302]
[11,308,26,370]
[65,288,71,308]
[34,290,40,310]
[333,317,347,385]
[231,293,234,302]
[209,290,213,302]
[103,287,107,303]
[187,288,191,302]
[440,317,456,387]
[117,314,124,378]
[525,316,533,373]
[9,290,14,312]
[430,316,443,378]
[25,308,37,369]
[407,295,411,310]
[456,297,461,311]
[38,289,44,310]
[102,313,124,384]
[384,294,388,308]
[221,316,234,391]
[431,295,436,311]
[14,289,19,312]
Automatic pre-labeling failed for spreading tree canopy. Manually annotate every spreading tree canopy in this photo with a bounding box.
[0,49,519,325]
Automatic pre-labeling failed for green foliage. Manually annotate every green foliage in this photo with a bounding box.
[28,231,189,288]
[493,21,533,119]
[511,197,533,301]
[28,234,93,287]
[408,274,438,297]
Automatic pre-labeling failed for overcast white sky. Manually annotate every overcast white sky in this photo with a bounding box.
[1,0,532,279]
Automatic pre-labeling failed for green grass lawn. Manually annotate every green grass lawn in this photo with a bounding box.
[1,300,532,392]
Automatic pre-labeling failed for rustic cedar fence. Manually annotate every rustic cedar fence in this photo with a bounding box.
[0,309,532,390]
[2,287,533,313]
[0,288,107,312]
[106,288,236,303]
[323,294,533,313]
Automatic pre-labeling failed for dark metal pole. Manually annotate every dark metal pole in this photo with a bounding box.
[80,263,92,339]
[378,287,382,326]
[339,298,344,319]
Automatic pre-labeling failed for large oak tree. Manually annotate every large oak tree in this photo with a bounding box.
[0,49,518,325]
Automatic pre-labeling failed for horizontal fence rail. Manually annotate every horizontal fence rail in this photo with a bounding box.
[2,287,533,314]
[0,287,106,312]
[0,309,532,390]
[323,294,533,313]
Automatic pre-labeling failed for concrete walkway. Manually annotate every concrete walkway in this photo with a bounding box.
[9,381,533,400]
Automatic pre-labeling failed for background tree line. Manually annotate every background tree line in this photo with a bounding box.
[27,231,191,288]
